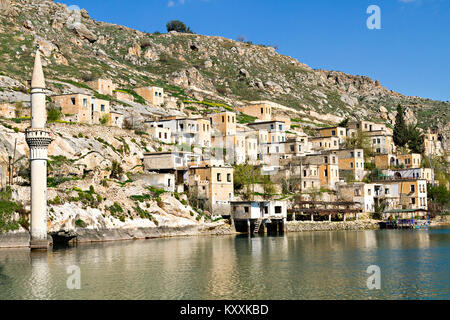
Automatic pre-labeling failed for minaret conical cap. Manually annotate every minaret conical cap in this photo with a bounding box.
[31,49,46,89]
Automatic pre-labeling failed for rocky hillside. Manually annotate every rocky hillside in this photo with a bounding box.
[0,118,231,238]
[0,0,448,137]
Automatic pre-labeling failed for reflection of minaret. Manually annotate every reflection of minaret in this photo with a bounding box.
[25,48,53,250]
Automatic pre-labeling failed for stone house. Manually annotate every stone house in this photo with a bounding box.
[331,149,365,181]
[130,172,175,192]
[278,153,340,191]
[209,111,237,136]
[236,101,272,122]
[282,136,310,159]
[373,178,428,211]
[150,117,211,147]
[135,86,164,106]
[52,93,112,125]
[337,182,375,214]
[384,168,435,184]
[366,131,395,154]
[231,200,287,220]
[310,136,340,151]
[423,129,443,157]
[87,79,117,96]
[188,165,234,215]
[145,123,172,144]
[245,132,259,165]
[375,153,422,170]
[109,110,124,128]
[317,126,347,144]
[142,151,202,192]
[347,120,387,134]
[247,121,287,144]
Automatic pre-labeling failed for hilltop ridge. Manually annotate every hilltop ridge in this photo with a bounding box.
[0,0,448,139]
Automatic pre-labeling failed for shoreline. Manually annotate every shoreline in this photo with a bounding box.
[1,219,449,249]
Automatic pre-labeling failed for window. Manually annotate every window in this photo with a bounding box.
[245,207,249,213]
[71,98,76,105]
[357,152,361,158]
[410,185,415,193]
[373,139,376,144]
[227,173,231,182]
[217,173,222,182]
[368,189,372,195]
[159,132,162,139]
[155,92,158,97]
[385,188,390,195]
[331,130,336,136]
[350,152,354,158]
[290,145,295,152]
[261,108,264,114]
[411,198,416,205]
[324,157,328,164]
[350,162,354,168]
[303,170,307,177]
[270,124,274,130]
[168,179,171,187]
[222,116,225,123]
[279,125,283,131]
[101,105,105,112]
[334,140,337,146]
[340,130,344,136]
[83,98,88,107]
[324,169,328,177]
[275,206,282,214]
[377,138,381,144]
[164,133,167,139]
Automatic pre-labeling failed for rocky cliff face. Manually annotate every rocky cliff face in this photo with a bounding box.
[0,0,448,135]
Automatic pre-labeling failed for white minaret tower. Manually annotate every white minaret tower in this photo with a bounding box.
[25,48,53,250]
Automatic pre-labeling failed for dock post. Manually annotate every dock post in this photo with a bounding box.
[343,214,346,222]
[329,214,332,222]
[355,213,358,221]
[247,219,251,235]
[311,214,314,222]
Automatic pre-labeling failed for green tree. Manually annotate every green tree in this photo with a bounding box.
[110,160,124,180]
[345,129,374,159]
[47,104,62,122]
[262,175,276,200]
[233,164,261,200]
[393,104,409,147]
[166,20,193,33]
[407,125,424,154]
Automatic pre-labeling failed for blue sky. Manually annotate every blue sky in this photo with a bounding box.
[59,0,449,101]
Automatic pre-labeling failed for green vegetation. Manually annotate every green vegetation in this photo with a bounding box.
[166,20,194,34]
[393,104,409,147]
[234,164,263,200]
[0,187,26,234]
[114,88,146,104]
[75,219,87,228]
[237,113,257,124]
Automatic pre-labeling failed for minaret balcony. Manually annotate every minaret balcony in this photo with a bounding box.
[25,128,53,148]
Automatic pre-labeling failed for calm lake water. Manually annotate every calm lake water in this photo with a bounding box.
[0,227,449,300]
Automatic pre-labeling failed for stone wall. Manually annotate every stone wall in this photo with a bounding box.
[286,220,380,232]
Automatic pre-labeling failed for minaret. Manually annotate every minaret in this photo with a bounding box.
[25,48,53,250]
